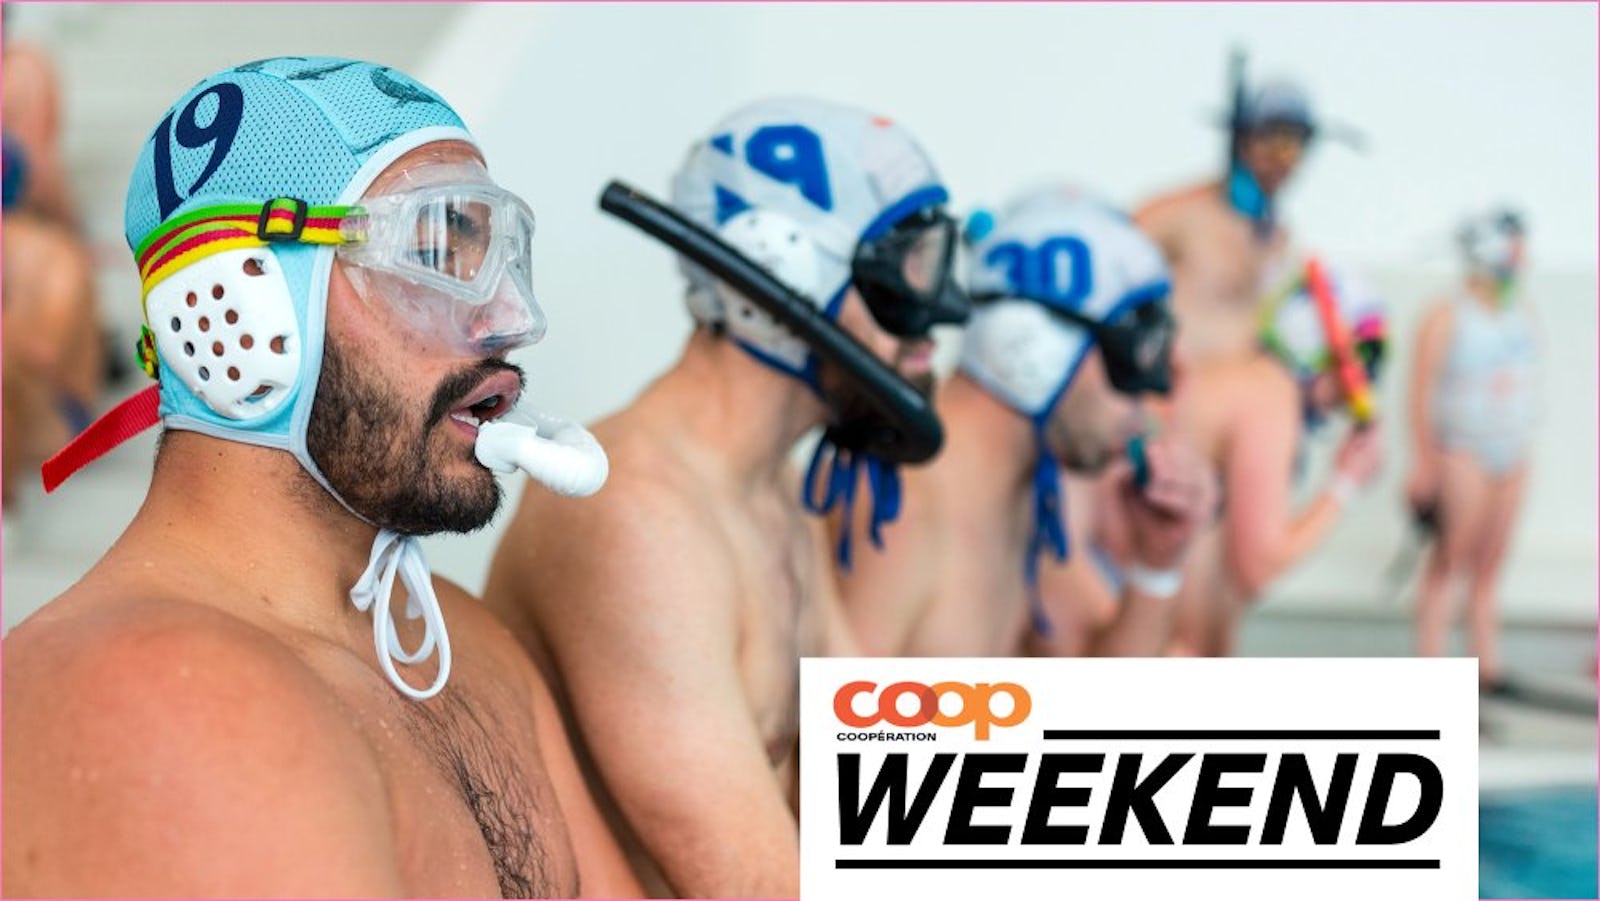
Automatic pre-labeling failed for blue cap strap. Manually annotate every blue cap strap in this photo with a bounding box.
[803,439,904,571]
[1025,434,1071,636]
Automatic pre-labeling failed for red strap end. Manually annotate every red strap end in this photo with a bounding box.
[41,385,162,493]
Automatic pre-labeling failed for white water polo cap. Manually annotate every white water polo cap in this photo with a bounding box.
[961,186,1174,423]
[666,97,963,569]
[669,96,962,385]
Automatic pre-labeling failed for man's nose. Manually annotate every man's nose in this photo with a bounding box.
[467,283,544,349]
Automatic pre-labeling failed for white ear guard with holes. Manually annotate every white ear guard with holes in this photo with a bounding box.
[707,206,825,371]
[146,247,302,420]
[960,299,1090,418]
[146,226,329,454]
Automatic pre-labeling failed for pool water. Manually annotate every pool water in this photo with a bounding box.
[1480,785,1599,899]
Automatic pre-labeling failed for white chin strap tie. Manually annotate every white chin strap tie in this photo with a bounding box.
[349,530,452,701]
[341,407,604,702]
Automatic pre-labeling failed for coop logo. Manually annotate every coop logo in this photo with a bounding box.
[833,680,1032,740]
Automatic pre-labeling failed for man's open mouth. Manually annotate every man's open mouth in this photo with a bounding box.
[446,370,523,434]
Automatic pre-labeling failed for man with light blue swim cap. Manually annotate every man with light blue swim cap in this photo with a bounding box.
[834,185,1217,659]
[484,96,965,898]
[4,57,638,898]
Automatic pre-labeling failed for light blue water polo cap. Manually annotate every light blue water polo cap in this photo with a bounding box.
[122,55,475,498]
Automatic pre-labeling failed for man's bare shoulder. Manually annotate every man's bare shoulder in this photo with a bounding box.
[1221,356,1300,435]
[495,408,739,630]
[432,574,533,666]
[1235,354,1300,401]
[4,591,383,778]
[524,427,724,558]
[1135,181,1219,225]
[3,592,400,895]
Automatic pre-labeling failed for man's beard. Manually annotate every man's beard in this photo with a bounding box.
[305,340,517,535]
[1056,429,1116,474]
[824,365,935,446]
[1048,390,1119,475]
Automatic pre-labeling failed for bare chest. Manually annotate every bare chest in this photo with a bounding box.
[728,503,823,765]
[359,678,578,898]
[1176,225,1274,306]
[911,518,1031,657]
[1170,216,1280,360]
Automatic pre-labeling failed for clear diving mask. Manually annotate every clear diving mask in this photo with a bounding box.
[337,180,547,355]
[336,175,607,501]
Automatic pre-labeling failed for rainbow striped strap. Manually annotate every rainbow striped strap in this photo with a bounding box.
[135,198,357,300]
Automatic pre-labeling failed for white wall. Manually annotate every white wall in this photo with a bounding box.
[438,3,1599,269]
[413,2,1597,624]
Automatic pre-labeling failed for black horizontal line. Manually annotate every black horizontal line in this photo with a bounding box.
[835,859,1440,870]
[1041,730,1440,740]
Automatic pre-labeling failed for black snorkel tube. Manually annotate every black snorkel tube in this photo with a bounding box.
[1223,47,1278,240]
[1227,47,1249,171]
[599,180,944,464]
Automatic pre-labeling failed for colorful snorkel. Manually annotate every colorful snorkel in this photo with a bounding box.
[1305,257,1377,426]
[1257,256,1387,427]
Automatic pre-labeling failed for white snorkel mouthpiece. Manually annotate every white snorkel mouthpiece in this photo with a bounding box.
[475,405,609,497]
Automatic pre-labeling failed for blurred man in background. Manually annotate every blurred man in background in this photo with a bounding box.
[836,187,1215,659]
[1135,60,1341,366]
[485,97,966,898]
[2,26,104,505]
[1151,259,1387,655]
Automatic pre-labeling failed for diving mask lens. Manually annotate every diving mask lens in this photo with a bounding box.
[411,195,494,287]
[339,184,546,352]
[853,209,967,338]
[898,215,953,296]
[1060,300,1176,396]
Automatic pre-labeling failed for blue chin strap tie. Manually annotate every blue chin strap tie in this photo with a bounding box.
[734,286,908,572]
[1226,162,1275,241]
[803,440,902,571]
[1024,430,1070,637]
